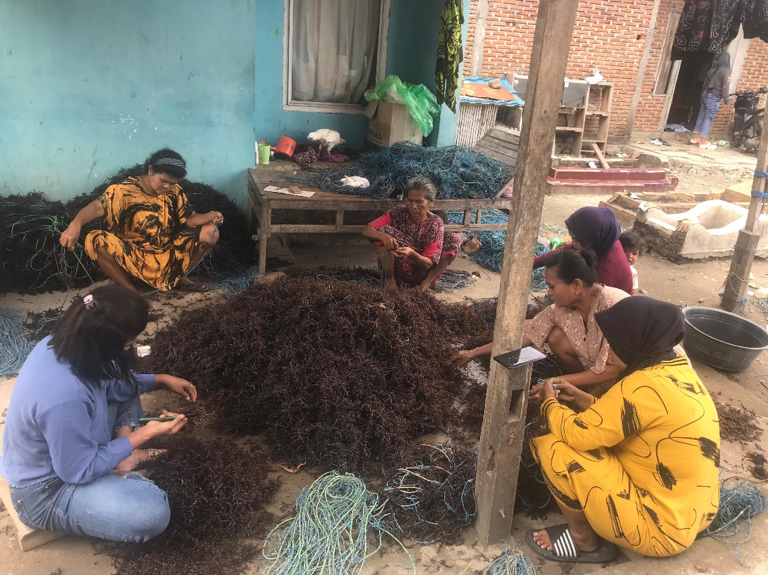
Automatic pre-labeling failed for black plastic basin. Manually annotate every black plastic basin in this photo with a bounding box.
[683,307,768,372]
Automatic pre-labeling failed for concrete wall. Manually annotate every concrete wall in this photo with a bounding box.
[0,0,255,204]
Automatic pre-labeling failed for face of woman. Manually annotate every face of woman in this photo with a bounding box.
[545,266,581,308]
[406,189,432,221]
[569,232,583,251]
[147,167,180,195]
[608,347,627,371]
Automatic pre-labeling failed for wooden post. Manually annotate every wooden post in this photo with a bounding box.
[475,0,579,545]
[721,127,768,311]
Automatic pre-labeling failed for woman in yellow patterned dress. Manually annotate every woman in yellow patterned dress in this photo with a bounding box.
[527,296,720,564]
[59,149,222,292]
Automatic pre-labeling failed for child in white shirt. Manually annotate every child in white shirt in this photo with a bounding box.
[619,231,646,295]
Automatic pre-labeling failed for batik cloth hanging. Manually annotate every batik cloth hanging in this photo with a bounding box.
[435,0,464,113]
[672,0,743,61]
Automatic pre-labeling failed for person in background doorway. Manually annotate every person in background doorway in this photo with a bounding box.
[690,52,731,150]
[619,231,646,295]
[362,176,462,291]
[0,285,197,543]
[534,207,633,294]
[59,149,222,292]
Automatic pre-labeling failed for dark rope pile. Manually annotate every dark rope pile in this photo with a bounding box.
[107,436,278,575]
[1,168,252,295]
[287,142,510,199]
[295,265,471,292]
[384,444,477,545]
[149,277,494,473]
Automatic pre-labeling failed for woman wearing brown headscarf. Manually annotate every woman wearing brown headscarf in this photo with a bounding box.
[526,297,720,564]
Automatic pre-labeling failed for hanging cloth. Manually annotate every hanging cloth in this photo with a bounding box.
[743,0,768,42]
[672,0,743,61]
[435,0,464,113]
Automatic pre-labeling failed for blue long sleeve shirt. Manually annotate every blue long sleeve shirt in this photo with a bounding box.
[0,337,156,488]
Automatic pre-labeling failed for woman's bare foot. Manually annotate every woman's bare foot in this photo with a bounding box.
[532,526,599,553]
[114,448,167,474]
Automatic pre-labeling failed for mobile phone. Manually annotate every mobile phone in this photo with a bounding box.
[493,346,547,370]
[138,416,176,424]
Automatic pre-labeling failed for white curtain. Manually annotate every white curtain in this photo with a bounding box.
[291,0,381,104]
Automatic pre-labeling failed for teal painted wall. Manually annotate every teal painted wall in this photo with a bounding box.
[0,0,255,204]
[254,0,470,150]
[1,0,469,203]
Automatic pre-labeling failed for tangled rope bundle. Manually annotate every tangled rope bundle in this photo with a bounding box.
[384,444,478,545]
[289,142,510,200]
[481,545,537,575]
[263,471,411,574]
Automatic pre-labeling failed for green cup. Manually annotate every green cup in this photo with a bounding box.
[258,143,271,164]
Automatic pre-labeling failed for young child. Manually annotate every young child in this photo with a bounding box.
[619,231,646,295]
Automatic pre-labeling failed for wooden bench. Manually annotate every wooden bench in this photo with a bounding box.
[247,164,514,274]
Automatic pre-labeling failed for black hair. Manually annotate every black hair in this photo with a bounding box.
[145,148,187,179]
[619,231,646,255]
[50,285,149,387]
[545,248,598,286]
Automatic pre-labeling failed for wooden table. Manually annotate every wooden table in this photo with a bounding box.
[247,166,514,274]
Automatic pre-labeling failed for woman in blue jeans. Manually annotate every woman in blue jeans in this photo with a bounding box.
[691,52,731,149]
[0,285,197,543]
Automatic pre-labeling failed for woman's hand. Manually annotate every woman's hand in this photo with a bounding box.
[60,223,82,251]
[450,349,476,368]
[143,411,187,437]
[393,246,415,259]
[207,211,224,225]
[529,378,559,402]
[380,233,399,251]
[157,374,197,402]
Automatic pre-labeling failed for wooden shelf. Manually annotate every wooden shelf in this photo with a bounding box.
[586,111,609,116]
[582,139,607,144]
[556,126,583,132]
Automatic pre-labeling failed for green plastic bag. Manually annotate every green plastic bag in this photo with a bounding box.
[365,75,440,137]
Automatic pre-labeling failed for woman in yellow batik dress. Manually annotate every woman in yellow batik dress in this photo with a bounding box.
[60,149,222,292]
[526,296,720,564]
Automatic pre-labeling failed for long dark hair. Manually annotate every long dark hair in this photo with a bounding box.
[50,285,149,386]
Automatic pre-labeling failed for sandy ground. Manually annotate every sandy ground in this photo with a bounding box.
[4,185,768,574]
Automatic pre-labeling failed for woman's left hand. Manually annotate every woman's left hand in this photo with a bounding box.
[529,378,560,402]
[393,247,415,259]
[158,374,197,402]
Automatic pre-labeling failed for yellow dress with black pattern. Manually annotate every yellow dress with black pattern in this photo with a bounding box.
[532,357,720,557]
[84,177,198,290]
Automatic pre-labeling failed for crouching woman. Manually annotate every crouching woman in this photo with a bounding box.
[0,285,197,542]
[527,297,720,563]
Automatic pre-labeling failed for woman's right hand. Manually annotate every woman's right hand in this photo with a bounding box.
[379,233,398,251]
[60,223,82,251]
[144,411,187,437]
[450,349,476,368]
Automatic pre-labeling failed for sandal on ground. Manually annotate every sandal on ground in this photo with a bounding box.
[176,278,209,292]
[526,523,619,564]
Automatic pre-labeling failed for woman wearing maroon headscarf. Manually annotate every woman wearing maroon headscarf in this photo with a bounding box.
[535,207,632,294]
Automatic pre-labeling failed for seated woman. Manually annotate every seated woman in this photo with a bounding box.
[362,176,462,291]
[535,206,632,294]
[452,249,628,390]
[59,149,223,292]
[526,296,720,563]
[0,285,197,542]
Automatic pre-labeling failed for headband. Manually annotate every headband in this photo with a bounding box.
[154,158,186,169]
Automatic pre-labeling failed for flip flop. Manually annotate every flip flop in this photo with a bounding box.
[526,524,619,564]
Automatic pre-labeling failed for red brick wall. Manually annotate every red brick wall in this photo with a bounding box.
[464,0,768,138]
[465,0,656,136]
[708,41,768,138]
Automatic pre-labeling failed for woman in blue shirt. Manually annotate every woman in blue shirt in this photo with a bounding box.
[0,285,197,543]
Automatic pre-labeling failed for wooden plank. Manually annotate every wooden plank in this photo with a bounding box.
[592,143,610,169]
[475,0,579,546]
[722,126,768,310]
[335,209,344,230]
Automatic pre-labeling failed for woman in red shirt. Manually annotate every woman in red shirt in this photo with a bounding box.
[535,207,632,294]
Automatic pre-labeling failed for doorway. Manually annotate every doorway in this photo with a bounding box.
[665,57,714,128]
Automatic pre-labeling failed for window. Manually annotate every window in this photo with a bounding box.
[283,0,390,113]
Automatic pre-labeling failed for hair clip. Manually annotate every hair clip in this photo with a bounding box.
[83,294,95,309]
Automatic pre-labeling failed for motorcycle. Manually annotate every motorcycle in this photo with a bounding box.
[731,86,766,153]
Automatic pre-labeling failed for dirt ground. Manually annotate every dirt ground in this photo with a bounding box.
[3,166,768,574]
